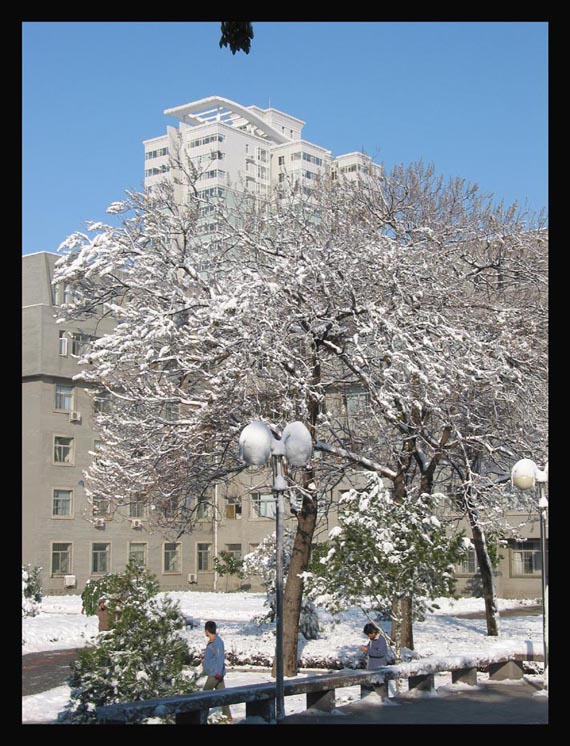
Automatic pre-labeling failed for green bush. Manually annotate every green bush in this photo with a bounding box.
[60,563,196,723]
[80,559,159,622]
[22,564,42,602]
[22,564,42,617]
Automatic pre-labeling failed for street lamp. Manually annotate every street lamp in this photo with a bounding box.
[511,458,548,690]
[239,420,313,722]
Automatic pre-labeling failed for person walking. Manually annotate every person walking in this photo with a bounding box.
[202,620,232,722]
[96,598,110,631]
[360,622,389,697]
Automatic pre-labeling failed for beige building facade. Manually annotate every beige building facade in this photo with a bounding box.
[21,252,545,600]
[22,252,303,595]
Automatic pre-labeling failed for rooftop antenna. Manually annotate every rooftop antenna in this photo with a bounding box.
[268,97,271,109]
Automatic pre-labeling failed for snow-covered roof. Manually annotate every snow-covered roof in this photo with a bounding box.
[163,96,294,145]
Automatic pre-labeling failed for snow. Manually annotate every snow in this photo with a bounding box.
[238,421,272,465]
[22,591,545,724]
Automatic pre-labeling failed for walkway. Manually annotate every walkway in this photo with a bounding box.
[281,680,548,725]
[22,649,79,697]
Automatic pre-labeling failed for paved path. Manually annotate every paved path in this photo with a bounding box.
[281,680,548,725]
[22,649,79,696]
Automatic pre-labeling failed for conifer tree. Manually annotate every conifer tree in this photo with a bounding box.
[59,564,197,724]
[304,474,468,659]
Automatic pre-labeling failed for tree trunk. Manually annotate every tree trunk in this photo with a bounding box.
[277,488,318,676]
[390,596,414,653]
[390,468,415,651]
[273,348,321,677]
[390,598,401,657]
[400,596,414,649]
[467,509,500,636]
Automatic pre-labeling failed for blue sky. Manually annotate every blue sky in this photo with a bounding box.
[22,21,548,255]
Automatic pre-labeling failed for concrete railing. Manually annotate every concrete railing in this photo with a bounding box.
[96,640,544,724]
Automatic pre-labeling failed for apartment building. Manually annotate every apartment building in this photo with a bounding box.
[22,97,545,600]
[143,95,379,205]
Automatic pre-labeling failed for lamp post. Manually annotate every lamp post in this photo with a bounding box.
[239,420,313,722]
[511,458,548,690]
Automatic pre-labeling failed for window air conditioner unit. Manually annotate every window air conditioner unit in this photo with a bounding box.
[69,411,81,423]
[131,519,143,529]
[188,573,197,584]
[64,575,76,588]
[94,518,105,528]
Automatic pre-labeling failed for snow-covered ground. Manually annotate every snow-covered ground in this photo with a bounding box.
[22,592,545,724]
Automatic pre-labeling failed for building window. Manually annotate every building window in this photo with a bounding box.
[196,495,213,520]
[128,500,145,519]
[251,492,276,519]
[224,543,242,560]
[257,148,267,163]
[162,495,182,519]
[52,489,73,517]
[90,440,105,468]
[278,155,285,166]
[161,401,179,421]
[199,169,226,181]
[51,542,72,575]
[55,384,73,412]
[316,493,330,515]
[303,152,323,166]
[189,134,225,148]
[129,542,147,568]
[71,333,93,357]
[457,548,477,575]
[162,542,180,573]
[346,391,370,417]
[145,147,168,160]
[92,496,111,517]
[510,540,543,577]
[225,496,242,520]
[91,542,110,574]
[145,166,169,177]
[197,543,211,571]
[58,331,68,356]
[197,187,225,200]
[53,436,74,465]
[93,391,111,414]
[63,285,74,305]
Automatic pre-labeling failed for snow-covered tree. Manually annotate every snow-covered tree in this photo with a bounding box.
[80,559,160,619]
[59,565,196,724]
[304,474,467,659]
[22,564,42,618]
[242,530,320,640]
[52,155,547,671]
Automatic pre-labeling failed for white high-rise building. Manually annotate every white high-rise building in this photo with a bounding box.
[143,96,379,204]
